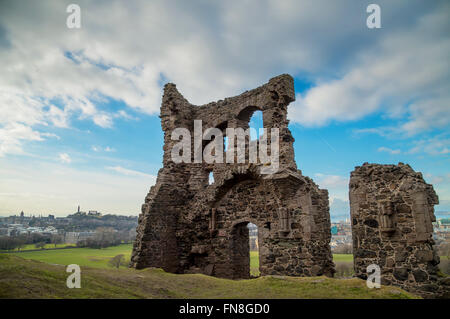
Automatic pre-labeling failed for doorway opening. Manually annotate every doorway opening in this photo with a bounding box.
[230,221,260,279]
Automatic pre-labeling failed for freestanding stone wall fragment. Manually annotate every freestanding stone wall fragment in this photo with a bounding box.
[350,162,448,298]
[131,74,335,279]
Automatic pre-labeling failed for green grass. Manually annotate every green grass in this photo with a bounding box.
[8,244,133,269]
[333,254,353,262]
[1,243,76,252]
[0,247,440,298]
[250,251,259,277]
[0,254,417,299]
[250,253,353,276]
[9,246,259,275]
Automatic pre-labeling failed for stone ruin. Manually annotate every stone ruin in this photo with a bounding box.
[131,73,447,297]
[131,74,335,278]
[350,163,447,298]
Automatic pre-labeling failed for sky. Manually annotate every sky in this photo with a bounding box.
[0,0,449,220]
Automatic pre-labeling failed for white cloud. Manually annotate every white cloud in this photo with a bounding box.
[424,173,450,185]
[314,174,349,214]
[91,145,116,153]
[401,96,450,135]
[423,172,450,213]
[58,153,71,164]
[0,159,157,215]
[408,134,450,155]
[430,175,444,184]
[48,105,69,128]
[92,145,116,153]
[352,127,400,139]
[92,113,113,128]
[329,197,350,221]
[314,173,349,189]
[114,110,137,121]
[106,166,155,179]
[377,146,401,155]
[0,123,47,157]
[288,3,450,135]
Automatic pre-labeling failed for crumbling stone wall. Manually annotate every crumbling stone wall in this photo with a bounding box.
[350,162,448,298]
[131,74,335,279]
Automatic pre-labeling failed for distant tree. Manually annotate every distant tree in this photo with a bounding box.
[51,234,64,247]
[0,237,6,250]
[94,227,121,248]
[34,242,46,249]
[108,254,126,269]
[332,243,353,254]
[16,237,26,251]
[128,229,137,243]
[437,242,450,259]
[0,237,17,251]
[78,238,101,249]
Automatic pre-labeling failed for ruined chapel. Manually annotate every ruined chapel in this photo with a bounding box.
[131,74,447,297]
[131,74,335,279]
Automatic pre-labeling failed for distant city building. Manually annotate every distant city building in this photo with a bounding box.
[0,211,138,242]
[330,220,352,249]
[88,210,101,217]
[331,226,338,235]
[64,231,96,244]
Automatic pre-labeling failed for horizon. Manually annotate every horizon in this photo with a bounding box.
[1,208,449,223]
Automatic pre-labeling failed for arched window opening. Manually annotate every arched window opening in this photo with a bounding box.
[248,110,263,141]
[208,171,214,185]
[224,136,229,151]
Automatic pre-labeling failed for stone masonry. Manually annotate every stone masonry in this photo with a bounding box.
[131,74,335,279]
[350,162,448,298]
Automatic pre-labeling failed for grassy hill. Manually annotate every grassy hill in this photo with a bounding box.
[0,254,417,299]
[7,244,350,273]
[8,244,133,268]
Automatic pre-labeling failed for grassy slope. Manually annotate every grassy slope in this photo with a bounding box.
[9,244,133,269]
[0,254,417,299]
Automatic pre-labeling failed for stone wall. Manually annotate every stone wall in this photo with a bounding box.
[131,74,335,279]
[349,162,448,298]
